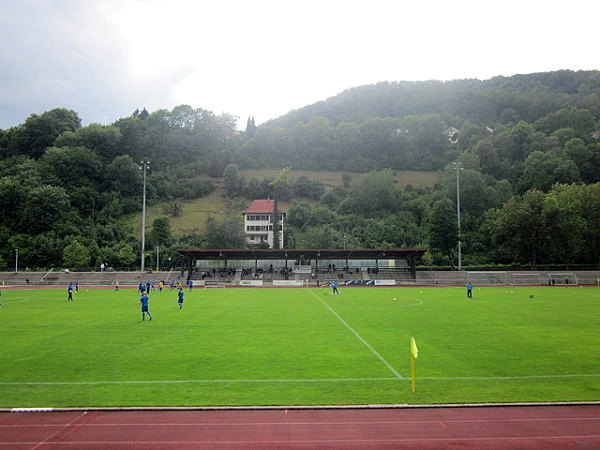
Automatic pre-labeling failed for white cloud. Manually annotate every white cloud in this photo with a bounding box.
[0,0,598,129]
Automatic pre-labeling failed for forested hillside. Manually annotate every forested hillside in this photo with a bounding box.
[0,70,599,270]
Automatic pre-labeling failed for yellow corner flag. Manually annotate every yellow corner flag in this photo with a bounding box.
[410,337,418,359]
[410,337,418,392]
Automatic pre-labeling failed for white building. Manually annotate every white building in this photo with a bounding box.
[243,199,285,249]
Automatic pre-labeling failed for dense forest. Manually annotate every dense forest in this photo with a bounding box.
[0,70,599,270]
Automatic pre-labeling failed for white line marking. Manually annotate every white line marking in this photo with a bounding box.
[1,374,598,386]
[0,378,398,386]
[30,411,87,450]
[308,290,403,379]
[4,436,600,446]
[395,297,423,308]
[420,374,600,381]
[2,417,598,428]
[2,298,30,304]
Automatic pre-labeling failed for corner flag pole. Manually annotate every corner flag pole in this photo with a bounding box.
[410,337,418,392]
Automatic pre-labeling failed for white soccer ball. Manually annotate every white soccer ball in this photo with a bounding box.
[393,298,397,301]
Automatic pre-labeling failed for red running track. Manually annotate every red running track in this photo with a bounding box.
[1,405,599,449]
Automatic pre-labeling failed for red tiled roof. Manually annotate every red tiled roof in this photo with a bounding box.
[244,199,274,214]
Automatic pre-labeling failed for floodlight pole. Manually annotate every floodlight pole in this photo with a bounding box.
[140,161,150,272]
[14,248,18,273]
[452,162,463,271]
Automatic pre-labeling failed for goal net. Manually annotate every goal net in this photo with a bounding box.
[512,273,541,286]
[548,273,578,286]
[466,271,507,285]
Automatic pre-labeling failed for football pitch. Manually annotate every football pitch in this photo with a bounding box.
[1,285,599,408]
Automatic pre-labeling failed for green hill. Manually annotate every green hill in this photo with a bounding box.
[131,169,439,237]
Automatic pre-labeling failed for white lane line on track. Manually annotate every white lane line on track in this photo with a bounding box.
[2,417,599,428]
[308,289,403,379]
[5,436,600,446]
[29,411,87,450]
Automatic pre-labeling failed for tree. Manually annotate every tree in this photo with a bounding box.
[203,217,246,248]
[362,215,420,248]
[341,173,352,188]
[150,216,172,247]
[440,165,506,213]
[287,203,313,231]
[0,176,29,228]
[349,169,399,217]
[295,225,341,248]
[115,242,137,268]
[8,108,81,159]
[104,155,143,198]
[21,185,71,234]
[490,189,548,265]
[582,183,600,265]
[293,176,325,200]
[564,138,599,183]
[519,149,580,192]
[38,146,104,190]
[62,239,90,268]
[54,123,122,162]
[270,167,292,248]
[428,199,458,265]
[245,116,257,137]
[269,166,293,200]
[223,164,244,197]
[543,183,586,266]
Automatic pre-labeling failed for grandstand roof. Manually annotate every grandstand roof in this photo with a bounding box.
[177,248,427,262]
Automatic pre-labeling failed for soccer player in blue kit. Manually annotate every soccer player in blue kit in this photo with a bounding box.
[331,281,339,295]
[178,287,184,309]
[139,292,152,321]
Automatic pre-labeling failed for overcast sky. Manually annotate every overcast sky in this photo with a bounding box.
[1,0,598,129]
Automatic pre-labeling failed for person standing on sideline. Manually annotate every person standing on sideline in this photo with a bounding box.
[466,282,473,299]
[67,283,74,301]
[332,281,339,295]
[178,287,184,309]
[114,280,119,292]
[139,292,152,321]
[188,279,193,292]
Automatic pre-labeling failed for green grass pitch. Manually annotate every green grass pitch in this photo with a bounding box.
[0,285,599,407]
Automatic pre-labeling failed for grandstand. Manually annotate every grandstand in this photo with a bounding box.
[1,267,598,288]
[0,270,182,287]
